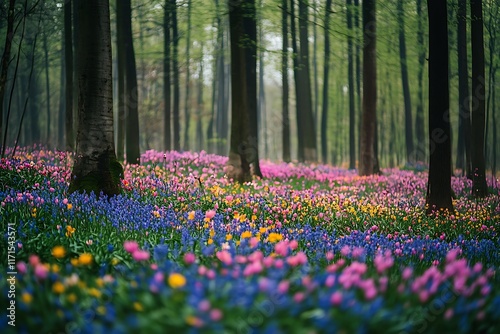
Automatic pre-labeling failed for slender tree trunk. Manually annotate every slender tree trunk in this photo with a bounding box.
[123,0,140,164]
[312,1,319,128]
[397,1,414,163]
[282,0,291,162]
[359,0,378,176]
[0,0,16,154]
[321,0,332,164]
[258,0,267,160]
[183,0,192,151]
[70,0,121,197]
[58,45,65,148]
[415,0,426,162]
[43,29,51,145]
[172,0,180,151]
[426,0,453,214]
[456,0,472,177]
[298,0,316,161]
[164,0,171,151]
[354,0,361,160]
[290,0,304,161]
[196,42,204,152]
[64,0,74,151]
[116,0,126,159]
[470,0,488,197]
[227,0,251,183]
[244,0,262,177]
[347,0,356,169]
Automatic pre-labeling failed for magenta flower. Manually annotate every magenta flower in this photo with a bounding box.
[330,291,342,306]
[16,261,27,274]
[209,309,223,321]
[34,264,49,280]
[132,249,150,261]
[183,252,196,265]
[124,240,139,254]
[205,210,216,220]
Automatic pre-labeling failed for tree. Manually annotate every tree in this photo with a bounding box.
[116,0,126,159]
[69,0,122,197]
[359,0,379,176]
[64,0,74,151]
[282,0,291,163]
[425,0,453,214]
[415,0,426,161]
[244,0,263,178]
[123,0,140,164]
[470,0,488,197]
[172,0,180,151]
[164,0,171,151]
[456,0,472,177]
[0,0,16,155]
[227,0,252,183]
[397,1,414,163]
[183,0,192,151]
[347,0,356,169]
[298,0,316,161]
[321,0,332,164]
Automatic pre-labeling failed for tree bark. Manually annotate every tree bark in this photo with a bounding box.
[456,0,472,177]
[116,0,126,159]
[64,0,74,151]
[359,0,379,176]
[470,0,488,197]
[163,0,171,151]
[290,0,304,161]
[425,0,454,214]
[321,0,332,164]
[244,0,262,178]
[298,0,317,161]
[123,0,140,164]
[347,0,356,169]
[172,0,180,151]
[69,0,121,197]
[415,0,426,162]
[397,1,414,164]
[282,0,291,163]
[0,0,16,154]
[183,0,192,151]
[227,0,251,183]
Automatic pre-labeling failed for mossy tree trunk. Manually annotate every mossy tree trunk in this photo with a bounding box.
[70,0,122,197]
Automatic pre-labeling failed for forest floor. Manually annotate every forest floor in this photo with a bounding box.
[1,147,499,333]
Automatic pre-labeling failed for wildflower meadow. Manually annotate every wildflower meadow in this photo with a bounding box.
[1,146,500,334]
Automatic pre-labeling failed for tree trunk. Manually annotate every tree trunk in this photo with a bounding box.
[290,0,304,161]
[425,0,454,214]
[164,0,171,151]
[64,0,74,151]
[0,0,16,155]
[43,29,51,145]
[116,0,126,159]
[123,0,140,164]
[359,0,378,176]
[183,0,192,151]
[456,0,472,177]
[69,0,121,197]
[172,0,180,151]
[58,45,65,149]
[321,0,332,164]
[415,0,426,162]
[227,0,251,183]
[397,1,414,164]
[196,42,204,152]
[244,0,262,178]
[354,0,361,161]
[258,0,268,160]
[347,0,356,169]
[298,0,317,162]
[470,0,488,197]
[282,0,291,163]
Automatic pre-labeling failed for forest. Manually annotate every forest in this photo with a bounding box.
[1,0,500,333]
